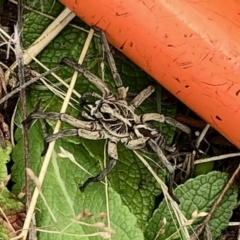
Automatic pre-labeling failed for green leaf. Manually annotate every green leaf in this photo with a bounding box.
[0,188,25,239]
[0,138,23,240]
[0,188,24,217]
[194,161,214,176]
[0,141,12,181]
[144,171,238,240]
[0,175,25,240]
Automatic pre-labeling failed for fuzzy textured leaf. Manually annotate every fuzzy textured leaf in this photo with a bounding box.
[0,141,12,181]
[145,171,238,240]
[0,142,24,239]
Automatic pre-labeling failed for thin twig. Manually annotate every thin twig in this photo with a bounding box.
[176,152,240,168]
[16,0,36,238]
[195,124,210,148]
[0,66,63,105]
[190,164,240,240]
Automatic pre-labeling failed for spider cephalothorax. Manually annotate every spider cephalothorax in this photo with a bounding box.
[23,29,190,202]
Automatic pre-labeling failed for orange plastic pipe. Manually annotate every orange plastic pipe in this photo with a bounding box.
[60,0,240,148]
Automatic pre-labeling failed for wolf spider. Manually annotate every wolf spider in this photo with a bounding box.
[23,29,190,203]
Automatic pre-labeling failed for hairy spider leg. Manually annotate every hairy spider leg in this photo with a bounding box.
[139,113,190,135]
[148,139,180,204]
[44,128,110,143]
[79,139,118,191]
[165,116,191,134]
[22,111,104,156]
[22,112,102,130]
[62,29,129,101]
[61,58,112,98]
[124,137,149,150]
[41,129,79,156]
[130,85,155,110]
[98,30,128,101]
[79,92,102,106]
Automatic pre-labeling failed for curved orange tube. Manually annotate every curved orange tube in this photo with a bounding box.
[60,0,240,148]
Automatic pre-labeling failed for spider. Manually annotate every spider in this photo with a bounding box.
[23,29,190,203]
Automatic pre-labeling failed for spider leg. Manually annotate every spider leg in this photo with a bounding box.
[98,29,128,100]
[148,139,180,204]
[41,129,78,156]
[79,92,102,106]
[23,112,105,156]
[43,128,112,156]
[22,112,102,130]
[81,111,95,121]
[165,116,190,135]
[44,128,112,143]
[140,113,190,134]
[61,57,112,98]
[79,139,118,191]
[44,129,78,143]
[130,85,155,110]
[124,137,149,150]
